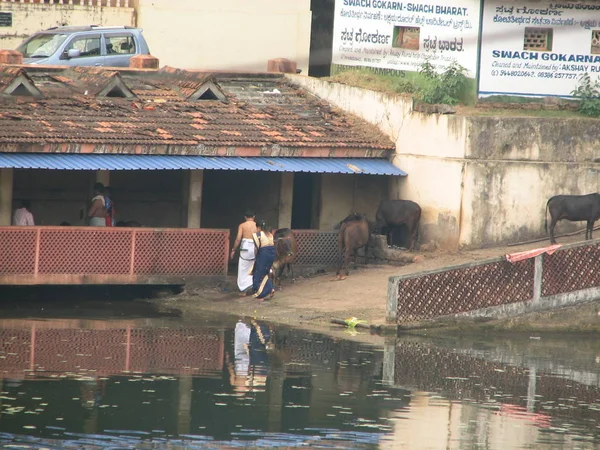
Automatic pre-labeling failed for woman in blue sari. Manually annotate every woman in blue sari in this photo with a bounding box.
[250,220,276,300]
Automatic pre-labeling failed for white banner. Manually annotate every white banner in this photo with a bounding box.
[479,0,600,97]
[331,0,481,76]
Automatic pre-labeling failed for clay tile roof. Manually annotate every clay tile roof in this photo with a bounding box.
[0,66,395,154]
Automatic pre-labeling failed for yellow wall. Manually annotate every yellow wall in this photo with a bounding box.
[136,0,311,73]
[318,174,388,230]
[0,4,135,51]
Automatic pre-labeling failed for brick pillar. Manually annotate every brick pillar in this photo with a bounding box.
[267,58,297,74]
[130,54,159,69]
[0,50,23,65]
[278,172,294,229]
[0,168,14,226]
[187,170,204,228]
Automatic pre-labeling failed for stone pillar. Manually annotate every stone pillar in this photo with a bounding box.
[0,168,14,226]
[0,50,23,65]
[96,170,110,186]
[187,170,204,228]
[278,173,294,229]
[130,54,159,69]
[267,58,297,74]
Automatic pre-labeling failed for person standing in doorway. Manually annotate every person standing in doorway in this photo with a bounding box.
[88,182,107,227]
[12,200,34,226]
[231,210,257,295]
[104,186,115,227]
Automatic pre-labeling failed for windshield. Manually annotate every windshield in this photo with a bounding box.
[17,33,69,58]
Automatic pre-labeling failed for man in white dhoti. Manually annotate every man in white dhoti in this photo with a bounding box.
[231,210,257,294]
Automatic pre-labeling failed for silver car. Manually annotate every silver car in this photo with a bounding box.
[17,25,151,67]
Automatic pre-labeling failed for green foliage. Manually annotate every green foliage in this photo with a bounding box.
[415,60,469,105]
[571,73,600,117]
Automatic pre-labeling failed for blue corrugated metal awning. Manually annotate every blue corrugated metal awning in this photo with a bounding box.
[0,154,406,176]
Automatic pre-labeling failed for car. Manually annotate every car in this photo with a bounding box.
[16,25,151,67]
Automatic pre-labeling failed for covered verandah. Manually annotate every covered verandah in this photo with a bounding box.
[0,154,405,285]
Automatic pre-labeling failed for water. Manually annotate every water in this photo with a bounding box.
[0,300,600,449]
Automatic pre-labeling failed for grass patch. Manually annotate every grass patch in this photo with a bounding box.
[328,64,477,105]
[326,67,416,95]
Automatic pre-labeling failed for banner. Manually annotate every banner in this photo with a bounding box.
[479,0,600,97]
[331,0,481,76]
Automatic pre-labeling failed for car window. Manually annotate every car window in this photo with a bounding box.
[64,35,101,58]
[105,34,136,55]
[17,33,68,58]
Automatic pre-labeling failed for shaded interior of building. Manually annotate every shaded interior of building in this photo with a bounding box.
[10,168,392,246]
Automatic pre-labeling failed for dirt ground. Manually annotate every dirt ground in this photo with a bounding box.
[153,231,600,335]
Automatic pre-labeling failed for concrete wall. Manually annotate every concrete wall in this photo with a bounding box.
[462,118,600,248]
[0,3,135,51]
[136,0,311,73]
[289,74,600,250]
[288,74,465,249]
[318,174,388,229]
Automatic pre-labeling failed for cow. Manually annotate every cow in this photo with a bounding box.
[545,193,600,244]
[335,213,370,281]
[375,199,421,250]
[272,228,297,289]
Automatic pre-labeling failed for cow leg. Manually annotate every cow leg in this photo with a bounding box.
[364,242,369,266]
[289,264,296,284]
[549,218,559,244]
[408,225,418,251]
[336,246,345,278]
[587,219,594,240]
[345,247,352,276]
[353,248,358,270]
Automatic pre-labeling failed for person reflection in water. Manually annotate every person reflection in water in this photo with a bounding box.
[227,319,274,393]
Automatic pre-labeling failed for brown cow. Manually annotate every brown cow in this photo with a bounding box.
[335,213,370,281]
[272,228,297,289]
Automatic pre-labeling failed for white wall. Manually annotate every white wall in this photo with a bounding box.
[136,0,311,73]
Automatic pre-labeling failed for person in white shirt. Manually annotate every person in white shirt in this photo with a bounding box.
[12,200,34,226]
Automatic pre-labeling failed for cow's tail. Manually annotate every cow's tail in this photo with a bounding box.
[544,197,552,232]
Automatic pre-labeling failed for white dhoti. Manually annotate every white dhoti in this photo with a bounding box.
[237,238,255,292]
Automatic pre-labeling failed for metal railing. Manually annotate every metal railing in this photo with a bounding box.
[0,226,230,284]
[387,239,600,325]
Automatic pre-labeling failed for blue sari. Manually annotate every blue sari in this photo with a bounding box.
[251,232,276,299]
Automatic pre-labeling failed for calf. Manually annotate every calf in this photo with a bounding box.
[272,228,297,289]
[545,193,600,244]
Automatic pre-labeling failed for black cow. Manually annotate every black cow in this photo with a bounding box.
[375,200,421,250]
[545,193,600,244]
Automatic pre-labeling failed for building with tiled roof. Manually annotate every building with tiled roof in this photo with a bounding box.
[0,53,404,285]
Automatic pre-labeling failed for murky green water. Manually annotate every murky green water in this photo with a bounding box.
[0,297,600,449]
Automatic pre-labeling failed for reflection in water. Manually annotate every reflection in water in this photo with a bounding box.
[1,318,600,449]
[382,337,600,449]
[0,318,403,449]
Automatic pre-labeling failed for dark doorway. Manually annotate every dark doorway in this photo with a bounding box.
[309,0,335,77]
[291,173,318,229]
